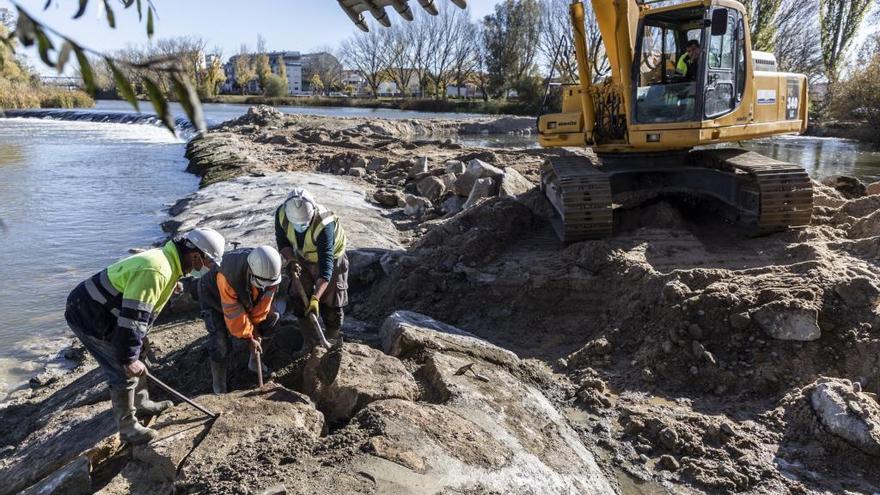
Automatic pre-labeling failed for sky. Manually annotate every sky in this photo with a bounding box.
[1,0,501,74]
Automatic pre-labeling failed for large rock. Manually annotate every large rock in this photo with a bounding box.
[499,168,534,198]
[466,158,504,180]
[810,379,880,456]
[416,176,446,203]
[164,172,403,253]
[866,181,880,196]
[444,160,465,175]
[20,456,91,495]
[299,344,419,424]
[441,196,465,216]
[364,311,616,494]
[403,194,432,217]
[408,157,429,178]
[752,303,821,341]
[373,189,404,208]
[834,277,880,307]
[462,177,497,210]
[379,311,518,367]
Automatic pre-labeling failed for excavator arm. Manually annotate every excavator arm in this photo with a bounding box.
[338,0,467,31]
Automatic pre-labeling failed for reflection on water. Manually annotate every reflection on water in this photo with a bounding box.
[742,136,880,182]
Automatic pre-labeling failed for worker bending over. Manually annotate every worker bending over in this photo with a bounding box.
[65,228,226,445]
[275,188,349,352]
[198,246,282,394]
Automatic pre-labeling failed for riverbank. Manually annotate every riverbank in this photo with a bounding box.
[2,107,880,494]
[0,80,94,110]
[202,94,534,116]
[807,120,879,144]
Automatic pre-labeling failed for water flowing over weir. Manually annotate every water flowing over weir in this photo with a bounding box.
[1,109,197,138]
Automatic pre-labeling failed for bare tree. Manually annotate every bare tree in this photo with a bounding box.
[450,20,479,97]
[385,22,420,97]
[340,28,389,98]
[539,0,607,84]
[423,2,473,98]
[775,0,823,84]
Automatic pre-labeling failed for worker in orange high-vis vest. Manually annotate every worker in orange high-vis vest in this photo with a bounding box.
[198,246,282,394]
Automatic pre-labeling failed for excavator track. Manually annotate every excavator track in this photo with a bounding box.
[693,149,813,234]
[542,149,813,243]
[541,155,613,242]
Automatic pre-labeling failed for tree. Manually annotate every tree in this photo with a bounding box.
[310,73,324,95]
[829,48,880,134]
[423,2,474,98]
[202,52,226,98]
[340,28,389,98]
[743,0,783,51]
[819,0,874,82]
[276,54,287,82]
[774,0,823,83]
[539,0,607,84]
[303,51,343,95]
[263,74,287,97]
[234,45,256,95]
[482,0,542,98]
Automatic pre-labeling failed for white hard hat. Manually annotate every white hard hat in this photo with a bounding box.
[247,245,282,288]
[183,228,226,267]
[284,188,316,225]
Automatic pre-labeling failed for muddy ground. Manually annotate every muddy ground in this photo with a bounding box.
[1,106,879,494]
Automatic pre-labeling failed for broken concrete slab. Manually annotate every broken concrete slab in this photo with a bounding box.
[499,168,534,198]
[403,194,432,217]
[752,303,821,341]
[379,311,519,368]
[462,177,497,210]
[416,176,446,203]
[810,378,880,456]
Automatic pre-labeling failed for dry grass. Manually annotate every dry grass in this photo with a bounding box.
[0,80,94,109]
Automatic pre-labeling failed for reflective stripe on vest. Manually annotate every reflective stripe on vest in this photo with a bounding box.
[278,207,347,263]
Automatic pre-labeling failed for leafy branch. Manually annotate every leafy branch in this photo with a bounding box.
[1,0,205,134]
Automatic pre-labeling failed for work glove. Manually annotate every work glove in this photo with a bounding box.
[307,295,320,317]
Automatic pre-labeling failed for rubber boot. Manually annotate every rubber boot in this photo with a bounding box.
[134,375,173,417]
[210,360,228,395]
[248,352,271,376]
[110,379,158,445]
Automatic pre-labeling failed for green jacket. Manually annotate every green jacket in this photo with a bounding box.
[84,240,183,363]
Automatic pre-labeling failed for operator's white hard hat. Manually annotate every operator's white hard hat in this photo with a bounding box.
[284,187,316,225]
[247,245,282,289]
[183,228,226,267]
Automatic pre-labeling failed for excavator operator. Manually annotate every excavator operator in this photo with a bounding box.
[676,40,701,81]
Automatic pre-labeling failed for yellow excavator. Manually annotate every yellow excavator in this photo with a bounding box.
[339,0,814,242]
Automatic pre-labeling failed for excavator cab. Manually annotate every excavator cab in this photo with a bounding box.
[633,5,743,125]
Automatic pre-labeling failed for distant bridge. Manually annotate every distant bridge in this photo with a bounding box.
[39,76,83,90]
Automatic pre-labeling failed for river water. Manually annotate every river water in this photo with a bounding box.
[0,100,878,402]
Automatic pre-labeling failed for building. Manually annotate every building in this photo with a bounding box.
[268,51,303,95]
[221,51,303,95]
[377,70,421,97]
[340,70,367,95]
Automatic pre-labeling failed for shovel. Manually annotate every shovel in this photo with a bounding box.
[289,268,335,350]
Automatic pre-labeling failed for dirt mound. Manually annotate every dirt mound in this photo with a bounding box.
[356,182,880,493]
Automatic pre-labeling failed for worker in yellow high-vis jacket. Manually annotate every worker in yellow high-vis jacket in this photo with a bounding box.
[64,228,225,445]
[275,188,348,353]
